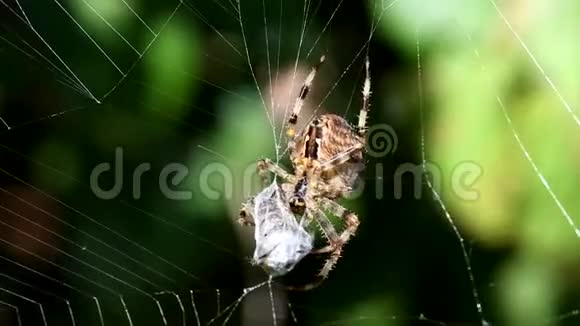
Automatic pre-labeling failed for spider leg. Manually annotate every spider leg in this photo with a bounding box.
[310,206,341,247]
[298,205,315,228]
[316,144,364,197]
[319,143,364,172]
[357,55,371,137]
[257,158,296,183]
[287,241,344,291]
[286,55,326,149]
[320,198,360,245]
[238,199,255,226]
[311,198,360,272]
[286,207,339,292]
[287,198,360,292]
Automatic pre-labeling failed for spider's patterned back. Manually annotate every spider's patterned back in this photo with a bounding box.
[291,113,365,198]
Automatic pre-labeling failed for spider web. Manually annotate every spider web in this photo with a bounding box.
[0,0,579,325]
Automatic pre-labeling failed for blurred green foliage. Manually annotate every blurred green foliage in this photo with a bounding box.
[0,0,579,325]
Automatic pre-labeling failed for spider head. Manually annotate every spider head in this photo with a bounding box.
[289,177,308,215]
[289,196,306,215]
[252,228,313,277]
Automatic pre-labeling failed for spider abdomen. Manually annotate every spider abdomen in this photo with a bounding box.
[291,113,365,197]
[292,114,363,163]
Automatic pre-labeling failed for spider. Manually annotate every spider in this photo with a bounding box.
[239,55,371,290]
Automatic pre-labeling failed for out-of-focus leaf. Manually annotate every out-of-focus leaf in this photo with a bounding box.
[144,16,201,117]
[32,139,80,192]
